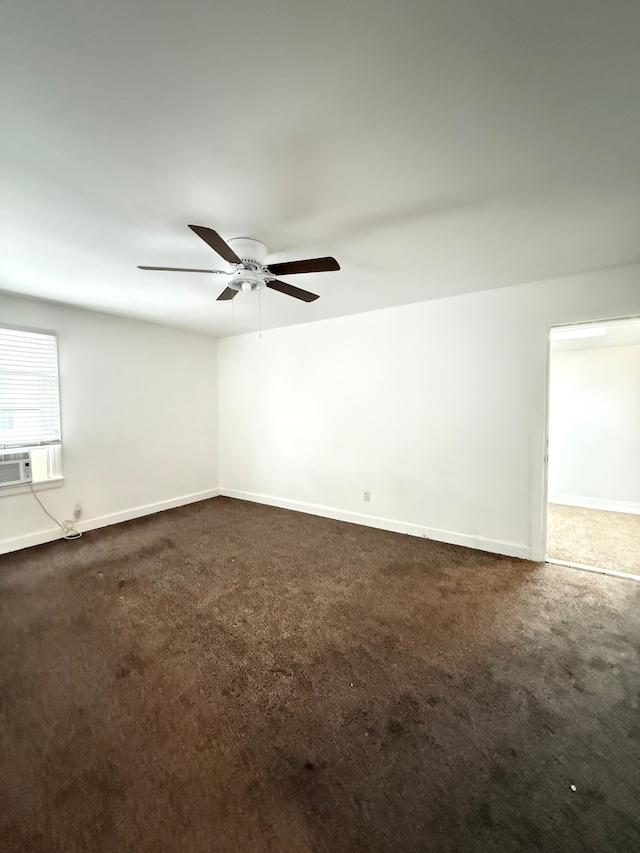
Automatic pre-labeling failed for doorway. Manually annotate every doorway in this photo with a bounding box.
[545,317,640,578]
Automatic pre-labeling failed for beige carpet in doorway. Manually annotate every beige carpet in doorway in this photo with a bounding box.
[547,503,640,574]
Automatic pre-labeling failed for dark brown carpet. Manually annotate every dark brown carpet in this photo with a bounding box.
[547,503,640,574]
[1,497,640,853]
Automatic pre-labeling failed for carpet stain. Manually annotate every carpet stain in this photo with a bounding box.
[115,651,146,680]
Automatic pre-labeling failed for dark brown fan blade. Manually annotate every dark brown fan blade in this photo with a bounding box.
[267,256,340,276]
[266,279,319,302]
[217,287,240,301]
[188,225,242,265]
[138,266,215,273]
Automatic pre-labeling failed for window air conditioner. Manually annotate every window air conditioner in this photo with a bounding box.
[0,450,33,488]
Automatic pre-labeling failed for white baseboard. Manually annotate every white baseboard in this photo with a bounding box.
[2,486,532,561]
[0,488,221,556]
[220,489,531,560]
[1,527,63,555]
[549,495,640,515]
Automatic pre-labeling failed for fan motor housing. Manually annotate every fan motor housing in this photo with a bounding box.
[228,238,268,265]
[227,238,270,292]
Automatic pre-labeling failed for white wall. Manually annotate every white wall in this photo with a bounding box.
[549,344,640,512]
[0,294,219,553]
[218,263,640,561]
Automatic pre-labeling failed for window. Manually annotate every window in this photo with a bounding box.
[0,326,62,483]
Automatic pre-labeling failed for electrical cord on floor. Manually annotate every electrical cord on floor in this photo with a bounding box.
[29,485,82,541]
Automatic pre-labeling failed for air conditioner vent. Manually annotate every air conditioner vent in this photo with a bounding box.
[0,451,31,462]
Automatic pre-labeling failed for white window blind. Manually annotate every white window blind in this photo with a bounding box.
[0,327,61,449]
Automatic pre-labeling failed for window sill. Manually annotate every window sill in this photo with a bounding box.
[0,477,65,498]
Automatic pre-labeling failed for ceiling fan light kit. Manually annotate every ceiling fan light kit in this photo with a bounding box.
[137,226,340,304]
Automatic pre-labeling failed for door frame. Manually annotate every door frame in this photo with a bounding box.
[539,314,640,564]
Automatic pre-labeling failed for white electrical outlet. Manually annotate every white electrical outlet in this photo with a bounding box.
[364,491,370,502]
[73,503,82,519]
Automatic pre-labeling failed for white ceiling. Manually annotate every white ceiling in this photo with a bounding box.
[2,0,640,338]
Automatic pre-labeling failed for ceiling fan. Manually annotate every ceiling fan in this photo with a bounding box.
[138,225,340,302]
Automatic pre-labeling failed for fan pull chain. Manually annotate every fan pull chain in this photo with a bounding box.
[258,288,262,338]
[231,294,235,334]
